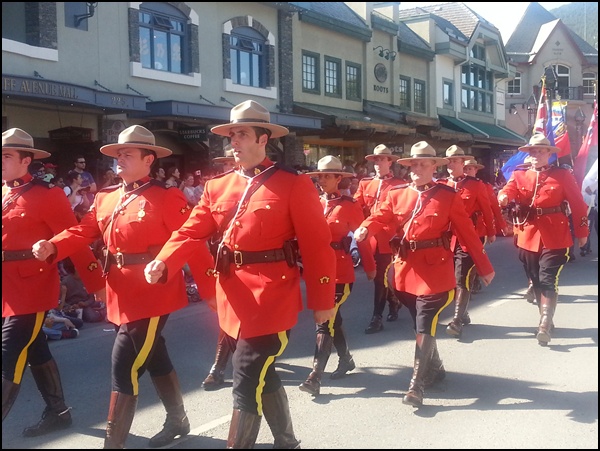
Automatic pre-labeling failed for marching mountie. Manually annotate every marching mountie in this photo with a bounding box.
[463,158,510,293]
[2,128,105,436]
[498,134,589,346]
[437,145,496,338]
[355,141,495,407]
[201,146,237,391]
[298,156,376,396]
[354,144,406,334]
[144,100,336,449]
[32,125,216,449]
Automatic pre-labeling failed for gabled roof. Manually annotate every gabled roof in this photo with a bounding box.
[289,2,372,40]
[398,2,499,42]
[506,2,597,65]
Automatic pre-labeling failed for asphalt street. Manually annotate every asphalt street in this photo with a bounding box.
[2,235,598,449]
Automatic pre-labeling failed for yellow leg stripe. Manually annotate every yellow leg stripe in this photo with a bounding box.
[554,248,570,292]
[383,261,394,288]
[255,331,288,416]
[329,284,352,337]
[465,264,476,291]
[431,290,454,336]
[130,316,160,396]
[14,312,45,384]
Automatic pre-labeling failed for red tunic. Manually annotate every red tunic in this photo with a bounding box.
[438,175,495,248]
[354,174,407,253]
[361,184,494,295]
[50,177,215,325]
[154,159,337,339]
[498,166,589,252]
[319,192,376,283]
[484,182,508,235]
[2,175,104,317]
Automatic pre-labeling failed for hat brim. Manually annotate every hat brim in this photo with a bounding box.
[446,154,474,160]
[212,157,236,163]
[464,163,485,170]
[365,154,400,161]
[99,143,172,158]
[518,144,561,153]
[305,170,354,178]
[210,122,289,139]
[3,146,51,160]
[396,156,449,166]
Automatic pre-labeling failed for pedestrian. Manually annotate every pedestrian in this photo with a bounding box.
[579,157,598,256]
[201,146,239,391]
[2,128,105,436]
[144,100,337,448]
[31,125,216,448]
[70,154,97,204]
[298,156,376,396]
[354,144,406,334]
[498,133,589,346]
[354,141,495,407]
[437,145,496,338]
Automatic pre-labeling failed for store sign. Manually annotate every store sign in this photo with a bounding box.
[48,126,92,142]
[102,120,127,144]
[178,127,207,141]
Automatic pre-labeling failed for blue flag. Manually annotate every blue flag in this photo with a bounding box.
[501,150,557,181]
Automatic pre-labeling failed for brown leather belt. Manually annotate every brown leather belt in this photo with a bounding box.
[533,205,564,216]
[103,249,156,268]
[404,237,445,251]
[233,249,286,266]
[2,249,35,262]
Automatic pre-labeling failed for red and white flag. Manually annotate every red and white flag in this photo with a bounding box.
[573,100,598,188]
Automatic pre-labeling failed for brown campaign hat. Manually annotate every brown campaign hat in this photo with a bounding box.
[213,144,236,163]
[445,145,473,160]
[100,125,172,158]
[517,133,561,153]
[463,158,485,170]
[2,128,51,159]
[396,141,449,166]
[305,155,354,178]
[210,100,289,139]
[364,144,400,162]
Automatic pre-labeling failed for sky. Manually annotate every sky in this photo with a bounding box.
[398,2,572,43]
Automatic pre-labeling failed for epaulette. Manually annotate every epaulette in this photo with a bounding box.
[361,176,375,181]
[274,162,298,175]
[341,195,356,203]
[465,175,480,181]
[31,178,51,188]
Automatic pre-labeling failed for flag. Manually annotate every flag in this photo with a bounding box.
[574,100,598,188]
[549,100,572,158]
[533,80,547,135]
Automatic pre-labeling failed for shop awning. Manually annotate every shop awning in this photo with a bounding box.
[439,115,526,146]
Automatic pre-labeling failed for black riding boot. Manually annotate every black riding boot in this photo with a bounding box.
[537,291,558,346]
[330,327,355,379]
[299,333,333,396]
[403,334,435,407]
[22,359,72,437]
[446,288,470,338]
[202,329,232,390]
[263,386,301,449]
[149,370,190,447]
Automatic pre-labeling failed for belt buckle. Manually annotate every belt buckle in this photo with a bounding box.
[114,252,124,269]
[233,251,243,266]
[536,207,543,216]
[409,241,417,252]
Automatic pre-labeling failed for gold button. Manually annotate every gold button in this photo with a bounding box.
[235,221,241,226]
[234,244,239,249]
[39,268,43,272]
[265,205,271,209]
[115,228,119,232]
[116,247,121,252]
[98,217,103,221]
[281,275,286,279]
[21,213,25,217]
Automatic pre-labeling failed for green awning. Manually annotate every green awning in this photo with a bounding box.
[439,115,526,145]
